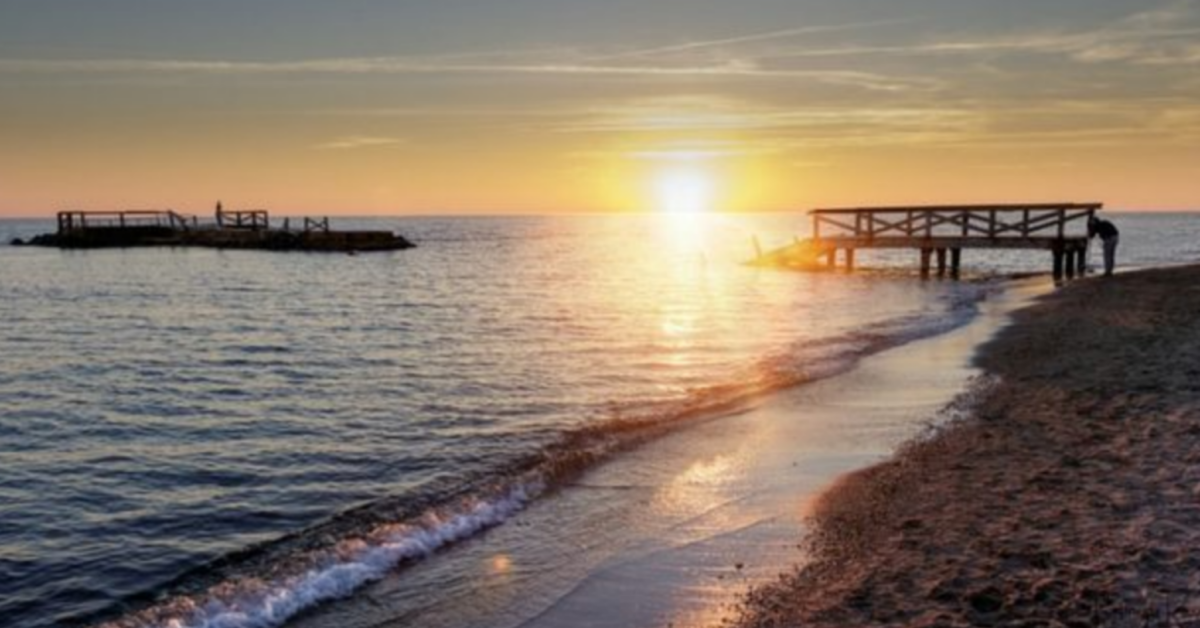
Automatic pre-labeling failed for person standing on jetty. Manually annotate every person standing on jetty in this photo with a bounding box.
[1088,215,1119,276]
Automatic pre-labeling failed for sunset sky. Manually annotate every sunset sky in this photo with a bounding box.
[2,0,1199,216]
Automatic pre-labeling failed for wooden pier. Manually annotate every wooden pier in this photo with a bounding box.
[752,203,1102,280]
[17,208,415,252]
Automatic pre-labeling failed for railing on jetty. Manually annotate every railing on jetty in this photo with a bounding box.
[57,210,195,233]
[754,203,1102,280]
[216,209,269,230]
[303,217,330,233]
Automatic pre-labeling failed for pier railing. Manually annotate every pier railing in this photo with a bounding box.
[216,209,269,230]
[303,217,330,233]
[57,210,195,233]
[811,203,1101,242]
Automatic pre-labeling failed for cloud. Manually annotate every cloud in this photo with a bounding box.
[569,138,790,162]
[591,19,915,61]
[304,106,572,119]
[759,1,1200,66]
[550,93,1200,153]
[549,97,979,137]
[315,136,406,150]
[0,55,936,90]
[5,6,1196,156]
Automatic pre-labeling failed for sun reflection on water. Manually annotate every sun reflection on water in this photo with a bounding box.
[489,554,513,575]
[653,208,716,258]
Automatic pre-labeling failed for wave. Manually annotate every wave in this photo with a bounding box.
[96,484,541,628]
[90,281,996,628]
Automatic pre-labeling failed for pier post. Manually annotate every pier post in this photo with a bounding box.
[827,248,838,269]
[1065,248,1077,279]
[950,248,962,280]
[845,249,856,272]
[1052,248,1065,281]
[936,248,948,278]
[920,248,933,279]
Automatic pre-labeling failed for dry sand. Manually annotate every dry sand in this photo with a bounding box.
[736,265,1200,628]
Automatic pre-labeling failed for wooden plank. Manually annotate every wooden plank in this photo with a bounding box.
[867,214,916,237]
[924,212,959,230]
[816,215,858,233]
[961,214,994,236]
[1024,212,1068,233]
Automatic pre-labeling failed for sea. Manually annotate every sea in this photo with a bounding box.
[0,212,1196,628]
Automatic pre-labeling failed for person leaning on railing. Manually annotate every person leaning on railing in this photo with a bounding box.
[1088,216,1120,277]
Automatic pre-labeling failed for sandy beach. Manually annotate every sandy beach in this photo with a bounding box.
[737,265,1200,627]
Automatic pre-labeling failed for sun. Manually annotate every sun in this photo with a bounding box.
[655,167,713,214]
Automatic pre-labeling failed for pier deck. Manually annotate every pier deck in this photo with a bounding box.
[753,203,1101,280]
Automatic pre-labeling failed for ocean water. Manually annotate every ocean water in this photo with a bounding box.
[0,212,1196,628]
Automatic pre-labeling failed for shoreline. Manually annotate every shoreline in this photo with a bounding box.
[736,264,1200,627]
[278,276,1046,628]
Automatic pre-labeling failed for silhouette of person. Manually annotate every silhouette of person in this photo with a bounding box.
[215,201,224,227]
[1088,216,1119,277]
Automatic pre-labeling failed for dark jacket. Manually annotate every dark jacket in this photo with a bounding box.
[1090,219,1118,241]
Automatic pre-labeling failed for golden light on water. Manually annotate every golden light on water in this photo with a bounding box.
[489,554,513,575]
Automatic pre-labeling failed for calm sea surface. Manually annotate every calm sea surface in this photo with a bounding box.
[0,212,1196,628]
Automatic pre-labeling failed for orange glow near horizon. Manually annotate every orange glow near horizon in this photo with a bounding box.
[1,93,1197,216]
[4,128,1197,217]
[3,3,1200,215]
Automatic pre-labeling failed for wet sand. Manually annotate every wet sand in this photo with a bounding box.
[737,265,1200,627]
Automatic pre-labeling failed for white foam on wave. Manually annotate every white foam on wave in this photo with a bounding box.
[107,482,543,628]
